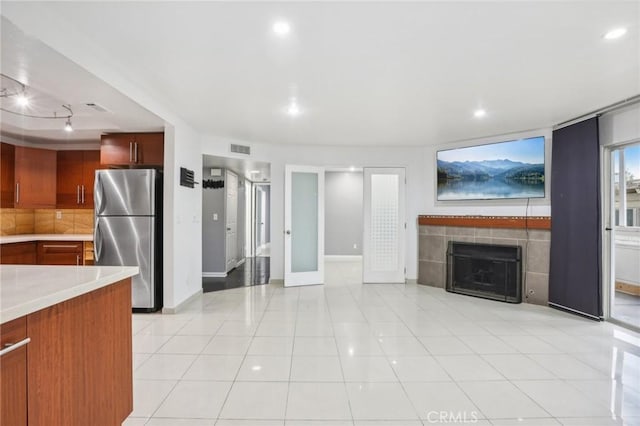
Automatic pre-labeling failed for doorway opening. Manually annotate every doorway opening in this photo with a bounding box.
[605,142,640,330]
[201,154,271,292]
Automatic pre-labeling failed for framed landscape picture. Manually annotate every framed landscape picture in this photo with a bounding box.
[437,136,545,200]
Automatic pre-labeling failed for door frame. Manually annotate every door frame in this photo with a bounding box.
[602,140,640,330]
[284,165,325,287]
[225,169,238,272]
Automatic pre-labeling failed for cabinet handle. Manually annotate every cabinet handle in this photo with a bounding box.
[81,185,85,204]
[129,141,133,162]
[77,254,81,266]
[42,244,80,248]
[0,338,30,357]
[15,182,19,204]
[134,142,138,163]
[77,185,81,204]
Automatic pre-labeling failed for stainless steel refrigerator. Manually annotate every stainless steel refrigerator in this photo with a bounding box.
[94,169,163,312]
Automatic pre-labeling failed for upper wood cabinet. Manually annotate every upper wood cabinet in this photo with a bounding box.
[100,132,164,166]
[13,146,57,209]
[1,142,16,208]
[56,150,100,209]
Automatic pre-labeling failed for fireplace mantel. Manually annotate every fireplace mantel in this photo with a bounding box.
[418,215,551,230]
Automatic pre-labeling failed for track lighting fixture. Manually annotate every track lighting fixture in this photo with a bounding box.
[1,73,74,132]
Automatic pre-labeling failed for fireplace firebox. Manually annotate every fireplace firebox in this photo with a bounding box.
[446,241,522,303]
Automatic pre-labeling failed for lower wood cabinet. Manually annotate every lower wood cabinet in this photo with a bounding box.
[0,279,133,426]
[36,241,83,265]
[1,241,86,265]
[0,242,37,264]
[0,317,28,426]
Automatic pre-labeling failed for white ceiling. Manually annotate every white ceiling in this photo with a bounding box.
[0,18,165,144]
[2,2,639,146]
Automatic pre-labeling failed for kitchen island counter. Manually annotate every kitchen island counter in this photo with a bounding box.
[0,265,138,324]
[0,265,138,425]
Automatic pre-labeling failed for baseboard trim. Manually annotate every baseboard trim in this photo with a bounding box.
[616,280,640,296]
[203,272,227,278]
[269,278,284,285]
[406,278,417,285]
[162,288,203,314]
[236,258,246,268]
[324,255,363,262]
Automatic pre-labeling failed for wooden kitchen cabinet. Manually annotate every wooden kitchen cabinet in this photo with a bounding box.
[0,242,37,264]
[100,132,164,166]
[0,278,133,426]
[1,142,16,208]
[0,317,28,426]
[56,150,100,208]
[14,145,57,208]
[36,241,83,265]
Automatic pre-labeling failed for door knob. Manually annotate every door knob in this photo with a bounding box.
[286,230,291,235]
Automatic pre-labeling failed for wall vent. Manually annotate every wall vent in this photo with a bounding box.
[85,102,109,112]
[230,143,251,155]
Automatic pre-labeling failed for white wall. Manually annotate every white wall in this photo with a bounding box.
[3,4,204,310]
[201,136,428,280]
[424,128,553,217]
[164,124,203,308]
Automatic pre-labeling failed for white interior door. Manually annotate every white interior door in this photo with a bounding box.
[225,170,238,272]
[363,167,406,283]
[285,165,324,287]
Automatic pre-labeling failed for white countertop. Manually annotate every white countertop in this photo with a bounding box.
[0,265,139,324]
[0,234,93,244]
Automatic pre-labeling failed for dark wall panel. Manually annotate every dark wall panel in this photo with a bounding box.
[549,117,602,319]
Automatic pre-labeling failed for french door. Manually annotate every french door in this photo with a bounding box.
[284,165,325,287]
[363,167,406,283]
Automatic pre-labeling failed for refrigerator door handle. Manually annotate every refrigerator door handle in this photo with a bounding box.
[94,172,103,214]
[94,218,103,262]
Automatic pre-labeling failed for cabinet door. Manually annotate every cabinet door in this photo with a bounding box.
[15,146,56,208]
[100,133,136,166]
[27,279,133,425]
[56,150,84,208]
[81,151,100,208]
[0,317,28,426]
[135,133,164,166]
[37,241,83,265]
[0,142,16,208]
[0,242,37,264]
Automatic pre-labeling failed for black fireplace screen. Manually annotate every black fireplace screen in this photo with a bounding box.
[446,241,522,303]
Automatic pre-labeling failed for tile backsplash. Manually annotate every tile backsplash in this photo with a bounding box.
[1,208,94,235]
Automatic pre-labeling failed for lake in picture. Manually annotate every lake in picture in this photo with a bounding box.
[437,136,545,200]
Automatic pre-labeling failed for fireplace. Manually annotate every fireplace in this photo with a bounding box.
[446,241,522,303]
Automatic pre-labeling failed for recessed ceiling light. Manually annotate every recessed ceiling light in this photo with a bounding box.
[604,27,627,40]
[249,170,260,175]
[349,166,356,172]
[273,20,291,36]
[15,94,29,107]
[287,101,301,117]
[473,109,487,118]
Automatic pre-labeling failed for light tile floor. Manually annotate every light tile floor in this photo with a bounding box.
[124,261,640,426]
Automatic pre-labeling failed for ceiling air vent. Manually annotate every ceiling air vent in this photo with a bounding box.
[85,102,109,113]
[230,143,251,155]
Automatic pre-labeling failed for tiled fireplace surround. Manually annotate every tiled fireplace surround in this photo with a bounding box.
[417,215,551,305]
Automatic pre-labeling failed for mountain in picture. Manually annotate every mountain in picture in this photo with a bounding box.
[437,159,544,184]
